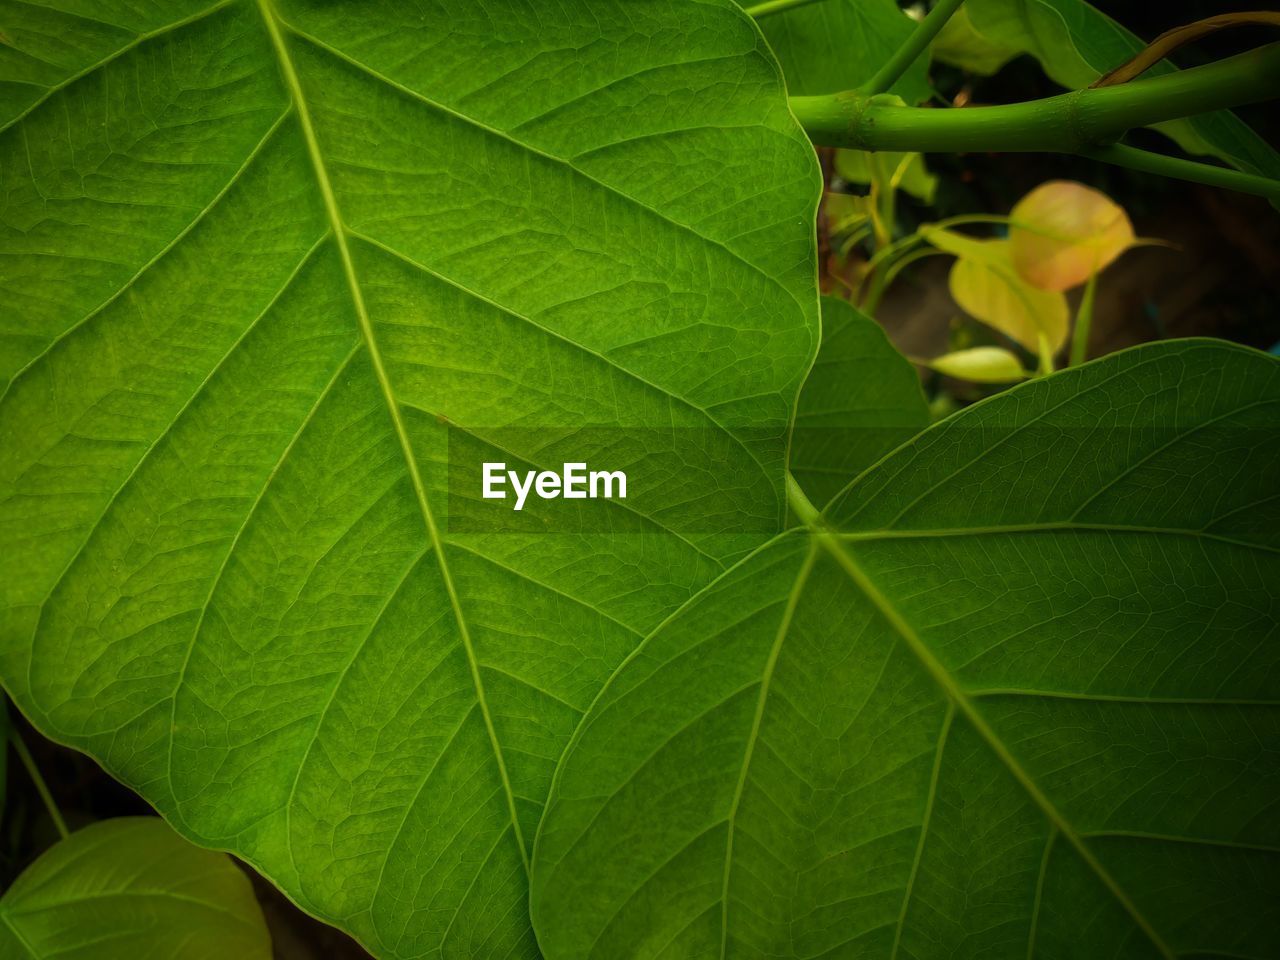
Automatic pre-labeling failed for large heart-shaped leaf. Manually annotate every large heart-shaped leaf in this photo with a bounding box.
[532,340,1280,959]
[0,1,819,956]
[965,0,1280,179]
[0,818,272,959]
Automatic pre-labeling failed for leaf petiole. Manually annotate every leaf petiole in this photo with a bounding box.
[1070,267,1100,367]
[1083,143,1280,202]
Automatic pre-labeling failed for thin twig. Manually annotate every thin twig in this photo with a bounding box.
[862,0,966,96]
[9,728,70,840]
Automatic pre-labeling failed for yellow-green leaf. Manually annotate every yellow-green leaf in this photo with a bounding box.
[923,229,1070,352]
[927,346,1028,382]
[1010,180,1135,291]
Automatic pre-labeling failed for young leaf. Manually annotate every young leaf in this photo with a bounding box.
[926,345,1028,381]
[1009,181,1136,292]
[736,0,933,103]
[790,298,929,506]
[0,818,271,959]
[925,231,1070,352]
[531,339,1280,960]
[964,0,1280,179]
[0,1,819,956]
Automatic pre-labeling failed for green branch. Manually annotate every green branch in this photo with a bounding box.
[862,0,966,96]
[744,0,827,19]
[1084,143,1280,201]
[792,42,1280,155]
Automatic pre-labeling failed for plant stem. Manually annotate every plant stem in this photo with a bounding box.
[856,214,1009,308]
[9,729,70,840]
[879,247,948,295]
[1036,333,1055,377]
[792,42,1280,153]
[1070,268,1099,367]
[1083,143,1280,201]
[744,0,826,19]
[862,0,967,96]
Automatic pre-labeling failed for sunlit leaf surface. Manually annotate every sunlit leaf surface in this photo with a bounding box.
[0,2,818,956]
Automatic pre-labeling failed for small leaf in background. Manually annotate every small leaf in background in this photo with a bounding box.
[926,346,1029,382]
[824,191,873,234]
[931,5,1020,76]
[0,818,271,960]
[923,228,1070,352]
[835,149,938,203]
[949,248,1069,352]
[1010,180,1135,291]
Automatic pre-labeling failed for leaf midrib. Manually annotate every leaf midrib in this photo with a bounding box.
[1,890,258,926]
[253,0,531,875]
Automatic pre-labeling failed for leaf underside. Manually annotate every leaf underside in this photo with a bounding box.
[0,1,818,956]
[532,340,1280,960]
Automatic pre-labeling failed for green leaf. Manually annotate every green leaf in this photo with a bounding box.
[0,818,271,959]
[835,149,939,204]
[789,297,929,506]
[965,0,1280,178]
[737,0,933,103]
[531,339,1280,960]
[927,345,1029,381]
[0,1,819,956]
[931,5,1020,76]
